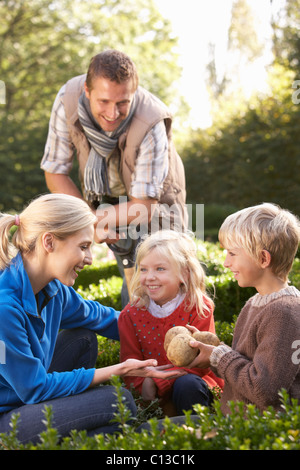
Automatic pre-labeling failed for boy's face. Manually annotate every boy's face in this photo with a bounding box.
[224,247,266,293]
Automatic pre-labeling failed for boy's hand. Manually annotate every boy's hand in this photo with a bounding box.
[187,341,215,369]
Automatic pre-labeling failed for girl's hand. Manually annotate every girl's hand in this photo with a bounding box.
[187,340,215,369]
[185,324,200,335]
[141,377,157,401]
[123,359,186,379]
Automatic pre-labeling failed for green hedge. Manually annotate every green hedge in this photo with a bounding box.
[73,261,120,290]
[1,381,300,450]
[77,276,123,311]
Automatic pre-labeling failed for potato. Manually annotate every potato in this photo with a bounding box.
[166,333,198,367]
[164,325,221,367]
[192,331,220,346]
[164,326,192,351]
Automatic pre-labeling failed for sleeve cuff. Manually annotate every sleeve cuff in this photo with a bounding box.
[210,344,232,369]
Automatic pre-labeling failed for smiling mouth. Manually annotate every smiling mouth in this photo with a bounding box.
[101,115,121,125]
[74,266,84,276]
[104,116,118,121]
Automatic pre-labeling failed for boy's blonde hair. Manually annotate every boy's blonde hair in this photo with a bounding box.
[218,203,300,282]
[130,230,213,317]
[0,193,97,270]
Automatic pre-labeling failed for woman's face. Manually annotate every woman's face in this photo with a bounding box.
[50,225,94,286]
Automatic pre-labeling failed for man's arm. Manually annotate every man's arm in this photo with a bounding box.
[45,172,83,199]
[45,172,158,244]
[94,197,158,243]
[97,197,157,227]
[41,83,81,199]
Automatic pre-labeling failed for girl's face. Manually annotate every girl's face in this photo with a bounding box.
[139,248,183,306]
[50,225,94,286]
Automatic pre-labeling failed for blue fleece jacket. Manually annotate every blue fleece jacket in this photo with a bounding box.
[0,253,120,412]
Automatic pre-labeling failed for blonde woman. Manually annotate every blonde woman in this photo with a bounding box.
[118,230,223,416]
[0,194,183,444]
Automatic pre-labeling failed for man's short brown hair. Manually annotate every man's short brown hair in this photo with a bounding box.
[86,49,139,91]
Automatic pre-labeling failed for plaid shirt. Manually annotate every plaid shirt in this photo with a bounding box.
[41,85,169,200]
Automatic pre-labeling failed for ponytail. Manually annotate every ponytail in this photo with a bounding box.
[0,193,97,271]
[0,214,19,270]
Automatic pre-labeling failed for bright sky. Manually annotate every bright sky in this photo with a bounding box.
[154,0,286,128]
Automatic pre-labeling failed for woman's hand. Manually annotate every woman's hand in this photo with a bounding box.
[90,359,185,388]
[123,359,186,379]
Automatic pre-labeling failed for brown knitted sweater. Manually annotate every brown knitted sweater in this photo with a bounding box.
[210,286,300,414]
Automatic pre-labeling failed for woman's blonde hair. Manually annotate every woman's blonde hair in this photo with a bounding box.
[0,193,97,270]
[218,203,300,282]
[130,230,213,317]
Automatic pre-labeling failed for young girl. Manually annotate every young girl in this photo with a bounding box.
[189,203,300,414]
[0,193,183,444]
[118,230,223,415]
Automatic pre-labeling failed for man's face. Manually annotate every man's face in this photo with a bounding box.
[84,77,135,132]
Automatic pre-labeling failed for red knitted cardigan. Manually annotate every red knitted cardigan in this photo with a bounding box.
[118,299,224,400]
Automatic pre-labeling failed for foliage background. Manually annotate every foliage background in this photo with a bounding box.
[0,0,186,211]
[0,0,299,229]
[0,1,300,448]
[178,0,300,232]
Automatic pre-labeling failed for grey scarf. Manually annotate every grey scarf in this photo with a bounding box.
[78,91,137,202]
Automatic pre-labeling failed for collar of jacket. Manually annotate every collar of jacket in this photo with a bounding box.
[9,253,60,317]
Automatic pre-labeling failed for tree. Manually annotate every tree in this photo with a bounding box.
[272,0,300,73]
[206,0,264,107]
[181,0,300,219]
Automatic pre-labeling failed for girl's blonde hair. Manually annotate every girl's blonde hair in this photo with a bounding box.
[0,193,97,270]
[219,203,300,282]
[130,230,213,317]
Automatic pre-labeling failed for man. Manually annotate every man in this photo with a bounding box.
[41,50,187,306]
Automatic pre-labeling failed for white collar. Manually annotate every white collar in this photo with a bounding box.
[148,293,186,318]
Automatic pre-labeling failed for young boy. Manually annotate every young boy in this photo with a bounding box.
[188,202,300,414]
